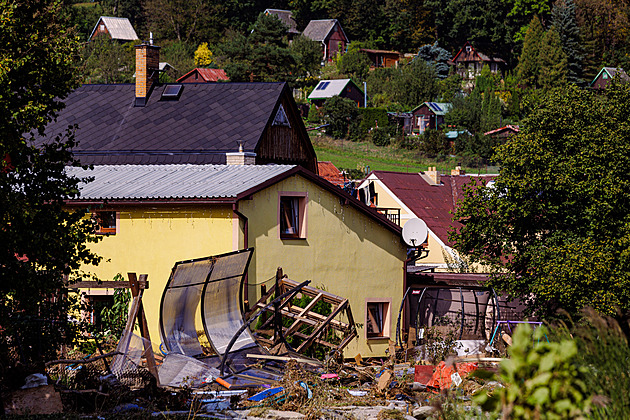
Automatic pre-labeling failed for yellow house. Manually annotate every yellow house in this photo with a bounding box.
[66,163,407,357]
[358,168,495,271]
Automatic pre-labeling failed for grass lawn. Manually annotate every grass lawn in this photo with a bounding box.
[311,132,499,175]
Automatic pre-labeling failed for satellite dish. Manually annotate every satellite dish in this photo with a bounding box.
[402,218,428,247]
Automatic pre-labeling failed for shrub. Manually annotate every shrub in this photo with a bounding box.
[419,129,450,157]
[370,127,390,146]
[358,107,389,134]
[323,96,359,139]
[474,323,592,419]
[307,104,322,123]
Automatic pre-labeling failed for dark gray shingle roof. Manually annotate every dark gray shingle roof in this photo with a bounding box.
[34,83,287,165]
[303,19,338,42]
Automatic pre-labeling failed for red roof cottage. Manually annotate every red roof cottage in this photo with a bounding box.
[177,68,229,83]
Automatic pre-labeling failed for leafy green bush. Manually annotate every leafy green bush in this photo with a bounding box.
[307,104,322,123]
[370,127,390,146]
[358,107,389,133]
[419,129,450,157]
[323,96,359,139]
[474,323,592,419]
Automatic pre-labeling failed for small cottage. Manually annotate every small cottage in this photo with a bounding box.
[411,102,452,133]
[308,79,364,107]
[176,68,229,83]
[303,19,349,62]
[590,67,630,89]
[89,16,138,42]
[449,42,505,82]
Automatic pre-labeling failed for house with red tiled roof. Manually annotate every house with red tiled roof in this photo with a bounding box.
[484,125,519,138]
[177,68,229,83]
[358,167,495,271]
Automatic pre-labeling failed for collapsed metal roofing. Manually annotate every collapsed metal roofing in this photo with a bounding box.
[66,164,295,200]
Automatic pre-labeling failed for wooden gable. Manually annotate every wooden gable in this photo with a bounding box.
[256,85,318,173]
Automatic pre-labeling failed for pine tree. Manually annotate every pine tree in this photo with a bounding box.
[551,0,583,84]
[516,16,544,88]
[538,28,568,89]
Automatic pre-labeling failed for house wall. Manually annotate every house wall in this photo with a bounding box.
[178,71,201,83]
[239,174,407,357]
[79,204,235,351]
[592,74,609,89]
[412,106,443,131]
[326,24,348,59]
[91,20,110,40]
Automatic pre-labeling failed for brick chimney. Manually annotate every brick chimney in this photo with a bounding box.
[451,165,465,176]
[426,166,441,184]
[226,141,256,165]
[135,42,160,107]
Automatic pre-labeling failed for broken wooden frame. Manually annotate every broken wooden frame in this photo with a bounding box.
[247,269,358,361]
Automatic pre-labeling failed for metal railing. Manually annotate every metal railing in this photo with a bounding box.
[376,207,401,225]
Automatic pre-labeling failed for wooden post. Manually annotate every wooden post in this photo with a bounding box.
[127,273,160,386]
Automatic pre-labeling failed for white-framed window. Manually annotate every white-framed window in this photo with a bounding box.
[278,192,307,239]
[365,298,392,339]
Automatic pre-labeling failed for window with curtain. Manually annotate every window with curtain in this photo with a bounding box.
[280,197,300,238]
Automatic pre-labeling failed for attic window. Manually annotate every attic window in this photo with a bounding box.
[466,45,472,52]
[603,73,609,79]
[99,24,105,31]
[272,104,291,127]
[161,84,183,100]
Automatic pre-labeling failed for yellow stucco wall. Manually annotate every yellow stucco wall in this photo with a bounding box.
[239,174,407,357]
[83,205,234,350]
[77,174,406,358]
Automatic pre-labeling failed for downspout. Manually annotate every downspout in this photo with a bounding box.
[322,41,327,62]
[233,203,249,306]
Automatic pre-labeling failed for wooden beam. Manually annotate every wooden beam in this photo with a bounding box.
[296,300,348,353]
[68,280,149,289]
[128,273,160,386]
[285,293,323,336]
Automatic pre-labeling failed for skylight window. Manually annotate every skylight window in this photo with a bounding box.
[316,81,330,90]
[161,84,183,100]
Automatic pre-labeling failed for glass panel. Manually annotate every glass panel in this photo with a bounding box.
[366,302,383,337]
[201,251,255,355]
[280,197,299,238]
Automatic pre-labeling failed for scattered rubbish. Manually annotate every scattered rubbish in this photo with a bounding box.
[354,353,363,365]
[298,381,313,399]
[451,372,463,387]
[248,386,285,402]
[321,373,339,380]
[21,373,48,389]
[158,352,220,388]
[414,365,434,385]
[377,370,392,391]
[347,389,367,397]
[426,361,478,390]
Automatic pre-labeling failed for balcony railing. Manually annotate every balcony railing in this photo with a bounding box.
[376,207,401,225]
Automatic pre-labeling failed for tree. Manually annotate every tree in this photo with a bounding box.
[217,13,295,83]
[551,0,583,84]
[537,27,568,89]
[323,96,359,139]
[1,0,101,374]
[451,83,630,318]
[391,59,439,109]
[194,42,213,67]
[415,42,452,79]
[80,37,135,84]
[290,35,323,78]
[144,0,227,44]
[337,49,371,82]
[516,15,544,88]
